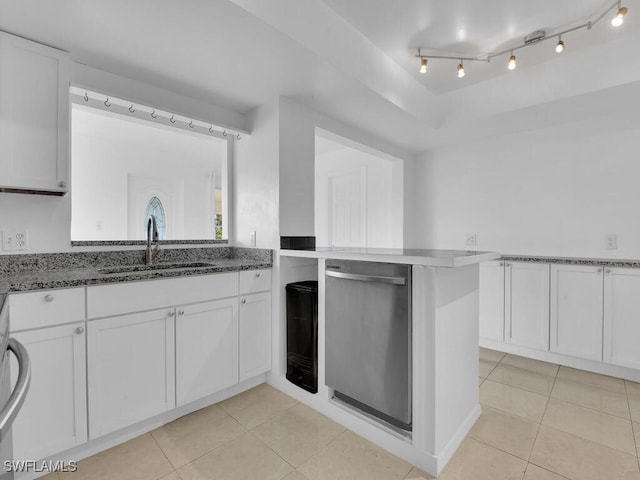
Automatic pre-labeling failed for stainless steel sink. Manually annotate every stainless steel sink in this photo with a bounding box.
[97,262,215,275]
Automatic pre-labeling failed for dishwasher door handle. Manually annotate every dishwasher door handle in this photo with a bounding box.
[0,338,31,442]
[325,270,407,286]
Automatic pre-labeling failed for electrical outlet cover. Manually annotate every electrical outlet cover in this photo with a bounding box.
[605,234,617,250]
[465,233,477,246]
[2,230,28,251]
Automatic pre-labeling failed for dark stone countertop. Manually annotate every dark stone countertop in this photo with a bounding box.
[500,254,640,268]
[0,247,272,293]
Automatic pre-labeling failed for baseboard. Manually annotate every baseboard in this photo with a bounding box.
[433,404,481,475]
[480,339,640,383]
[16,374,266,480]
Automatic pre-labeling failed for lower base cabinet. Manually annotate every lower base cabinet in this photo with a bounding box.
[87,309,176,438]
[604,267,640,369]
[239,292,271,382]
[176,298,239,406]
[10,323,87,461]
[550,265,603,361]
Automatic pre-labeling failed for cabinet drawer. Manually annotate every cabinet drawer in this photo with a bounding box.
[87,272,238,318]
[239,269,271,294]
[10,288,85,331]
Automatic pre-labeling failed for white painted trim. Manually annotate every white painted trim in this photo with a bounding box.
[480,338,640,383]
[433,404,482,475]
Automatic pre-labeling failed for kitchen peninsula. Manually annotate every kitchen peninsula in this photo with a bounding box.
[276,247,499,476]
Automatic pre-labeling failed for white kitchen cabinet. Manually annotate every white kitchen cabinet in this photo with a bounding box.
[504,262,550,350]
[176,298,238,406]
[87,309,175,437]
[603,267,640,369]
[0,31,69,194]
[239,291,272,381]
[10,323,87,461]
[550,264,603,361]
[479,260,505,342]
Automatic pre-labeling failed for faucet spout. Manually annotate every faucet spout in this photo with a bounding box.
[146,215,160,264]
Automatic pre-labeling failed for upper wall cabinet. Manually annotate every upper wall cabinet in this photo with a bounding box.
[0,32,69,195]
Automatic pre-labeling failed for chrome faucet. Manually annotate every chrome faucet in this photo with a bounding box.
[146,215,160,264]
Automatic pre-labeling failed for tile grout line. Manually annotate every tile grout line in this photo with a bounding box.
[148,433,179,480]
[624,381,640,470]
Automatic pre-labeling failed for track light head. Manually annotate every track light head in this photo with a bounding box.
[420,57,428,74]
[555,38,565,53]
[507,54,517,70]
[457,62,465,78]
[612,6,627,26]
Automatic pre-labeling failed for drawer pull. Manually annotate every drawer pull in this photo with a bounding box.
[44,294,54,303]
[605,268,611,274]
[597,267,603,273]
[168,310,176,317]
[255,272,261,278]
[75,327,84,335]
[178,309,185,316]
[241,299,247,304]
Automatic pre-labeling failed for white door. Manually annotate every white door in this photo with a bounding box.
[505,262,550,350]
[329,168,366,247]
[603,267,640,369]
[239,292,272,382]
[87,309,175,437]
[550,264,603,361]
[175,298,238,406]
[0,32,69,192]
[11,323,87,461]
[127,175,184,240]
[479,261,505,342]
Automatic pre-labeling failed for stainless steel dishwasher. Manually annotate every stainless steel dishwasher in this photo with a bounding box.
[325,259,411,431]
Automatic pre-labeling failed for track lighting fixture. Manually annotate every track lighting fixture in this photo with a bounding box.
[414,0,628,80]
[612,4,628,26]
[420,57,428,73]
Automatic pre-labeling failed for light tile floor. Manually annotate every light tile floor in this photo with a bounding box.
[44,349,640,479]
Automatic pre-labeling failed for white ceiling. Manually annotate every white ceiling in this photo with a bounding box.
[0,0,638,154]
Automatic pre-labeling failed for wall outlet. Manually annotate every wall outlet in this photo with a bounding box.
[2,229,28,251]
[465,233,477,246]
[605,234,618,250]
[250,231,256,247]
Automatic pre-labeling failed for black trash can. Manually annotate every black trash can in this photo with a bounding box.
[285,280,318,394]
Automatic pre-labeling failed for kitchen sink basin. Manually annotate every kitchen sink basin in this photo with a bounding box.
[97,262,215,275]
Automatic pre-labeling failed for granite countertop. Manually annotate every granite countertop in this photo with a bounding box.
[0,247,272,293]
[280,247,499,267]
[500,254,640,268]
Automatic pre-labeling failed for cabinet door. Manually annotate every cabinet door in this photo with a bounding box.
[88,309,175,438]
[604,267,640,369]
[505,262,550,350]
[175,298,238,406]
[10,323,87,461]
[239,292,272,382]
[0,32,69,193]
[550,265,603,361]
[479,261,505,342]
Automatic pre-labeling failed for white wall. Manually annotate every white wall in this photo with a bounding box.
[409,113,640,258]
[315,145,401,248]
[233,101,280,248]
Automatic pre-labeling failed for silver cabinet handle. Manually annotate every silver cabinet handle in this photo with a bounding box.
[75,326,84,335]
[44,294,54,302]
[168,310,175,317]
[255,272,261,278]
[605,268,611,274]
[178,309,185,316]
[597,267,603,273]
[505,263,511,267]
[325,270,407,285]
[58,181,67,189]
[499,262,504,266]
[0,338,31,441]
[241,298,247,304]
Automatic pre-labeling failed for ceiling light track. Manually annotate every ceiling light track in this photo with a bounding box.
[415,0,628,77]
